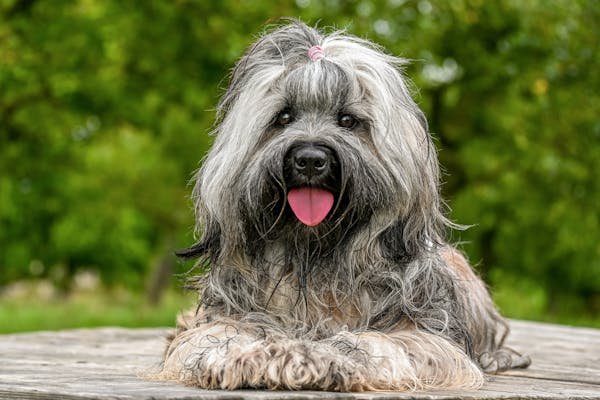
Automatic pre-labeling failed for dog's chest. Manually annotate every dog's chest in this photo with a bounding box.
[258,270,366,335]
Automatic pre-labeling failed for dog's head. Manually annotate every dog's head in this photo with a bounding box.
[181,21,450,265]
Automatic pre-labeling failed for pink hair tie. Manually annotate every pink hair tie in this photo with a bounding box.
[307,45,325,61]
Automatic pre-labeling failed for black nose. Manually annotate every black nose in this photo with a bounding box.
[292,145,331,178]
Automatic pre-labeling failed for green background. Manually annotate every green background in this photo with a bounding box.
[1,0,598,333]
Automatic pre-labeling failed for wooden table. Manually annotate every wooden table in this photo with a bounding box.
[0,320,598,399]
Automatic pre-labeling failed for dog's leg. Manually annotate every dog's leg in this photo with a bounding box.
[322,328,484,390]
[441,247,532,373]
[160,319,267,388]
[159,311,372,390]
[161,317,483,391]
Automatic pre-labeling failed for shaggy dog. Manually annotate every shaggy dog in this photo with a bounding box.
[157,21,530,391]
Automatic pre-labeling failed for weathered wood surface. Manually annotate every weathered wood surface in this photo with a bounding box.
[0,320,599,400]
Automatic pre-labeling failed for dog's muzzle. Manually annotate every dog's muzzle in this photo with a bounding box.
[283,143,339,227]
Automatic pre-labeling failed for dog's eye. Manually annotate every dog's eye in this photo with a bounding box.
[276,110,294,126]
[338,113,357,129]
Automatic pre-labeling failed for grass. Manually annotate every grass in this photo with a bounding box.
[0,285,197,334]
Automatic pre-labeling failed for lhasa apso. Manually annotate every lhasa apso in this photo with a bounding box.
[157,21,530,391]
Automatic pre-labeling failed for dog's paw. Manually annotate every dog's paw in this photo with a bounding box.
[262,340,370,391]
[193,340,269,389]
[189,339,368,391]
[479,348,531,373]
[321,331,419,390]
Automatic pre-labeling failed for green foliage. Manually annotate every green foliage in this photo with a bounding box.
[0,0,598,324]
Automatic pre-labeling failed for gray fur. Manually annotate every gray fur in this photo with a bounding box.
[156,21,530,391]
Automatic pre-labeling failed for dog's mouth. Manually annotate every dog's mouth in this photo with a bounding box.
[281,142,341,227]
[287,187,335,227]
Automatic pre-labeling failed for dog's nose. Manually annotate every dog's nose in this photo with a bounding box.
[292,145,331,178]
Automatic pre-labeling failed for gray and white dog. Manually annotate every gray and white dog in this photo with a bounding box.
[157,21,530,391]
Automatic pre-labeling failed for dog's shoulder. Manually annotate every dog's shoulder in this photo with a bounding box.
[439,245,481,281]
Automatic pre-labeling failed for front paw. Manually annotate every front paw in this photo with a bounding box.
[479,348,531,373]
[194,340,269,389]
[196,339,369,391]
[262,341,369,391]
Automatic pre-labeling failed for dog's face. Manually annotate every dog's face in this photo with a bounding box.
[189,23,448,263]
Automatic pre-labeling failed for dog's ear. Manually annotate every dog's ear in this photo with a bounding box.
[175,223,221,262]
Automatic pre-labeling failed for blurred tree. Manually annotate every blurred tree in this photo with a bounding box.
[0,0,597,318]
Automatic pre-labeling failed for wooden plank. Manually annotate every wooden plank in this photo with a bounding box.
[503,320,600,386]
[0,321,599,400]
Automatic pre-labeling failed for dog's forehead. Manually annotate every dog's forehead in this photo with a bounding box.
[281,61,359,113]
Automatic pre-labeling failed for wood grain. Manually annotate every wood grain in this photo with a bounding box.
[0,320,598,399]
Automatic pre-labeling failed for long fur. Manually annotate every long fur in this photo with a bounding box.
[156,21,530,391]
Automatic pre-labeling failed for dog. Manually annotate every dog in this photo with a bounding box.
[157,21,530,391]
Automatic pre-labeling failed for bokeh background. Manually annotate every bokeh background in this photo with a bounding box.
[1,0,598,333]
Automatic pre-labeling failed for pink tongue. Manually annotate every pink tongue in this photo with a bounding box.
[287,188,334,226]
